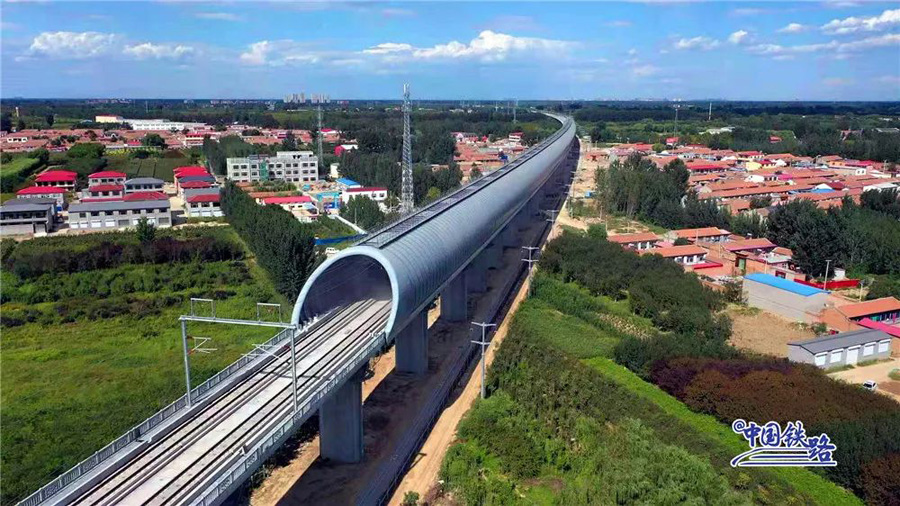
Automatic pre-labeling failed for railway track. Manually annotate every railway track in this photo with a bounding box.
[67,299,390,506]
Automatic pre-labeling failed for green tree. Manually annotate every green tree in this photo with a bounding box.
[66,142,105,159]
[45,114,55,128]
[282,130,297,151]
[141,133,166,148]
[469,166,483,181]
[135,217,156,243]
[425,186,441,204]
[341,195,386,230]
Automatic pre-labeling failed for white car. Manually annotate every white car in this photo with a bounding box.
[863,380,877,392]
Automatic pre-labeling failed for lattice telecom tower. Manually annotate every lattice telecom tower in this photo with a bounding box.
[400,83,414,215]
[316,105,324,170]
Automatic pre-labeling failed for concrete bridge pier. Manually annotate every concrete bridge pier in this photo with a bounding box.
[465,255,488,294]
[441,273,468,322]
[319,366,365,463]
[395,310,428,375]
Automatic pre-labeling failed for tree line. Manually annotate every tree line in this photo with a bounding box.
[220,182,318,300]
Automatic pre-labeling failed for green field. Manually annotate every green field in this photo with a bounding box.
[439,273,861,506]
[0,226,289,504]
[0,156,45,193]
[104,155,193,182]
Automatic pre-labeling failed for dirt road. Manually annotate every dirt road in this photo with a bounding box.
[829,357,900,403]
[387,260,534,505]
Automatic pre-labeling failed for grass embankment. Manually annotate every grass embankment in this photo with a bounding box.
[0,226,288,504]
[440,273,861,506]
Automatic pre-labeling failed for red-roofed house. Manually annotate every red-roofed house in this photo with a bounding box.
[86,184,125,199]
[123,191,168,202]
[642,245,709,265]
[819,297,900,333]
[16,186,66,205]
[35,170,77,190]
[262,195,313,212]
[88,171,127,185]
[607,232,661,251]
[185,193,222,218]
[671,227,732,243]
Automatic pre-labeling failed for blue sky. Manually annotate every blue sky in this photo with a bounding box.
[2,1,899,100]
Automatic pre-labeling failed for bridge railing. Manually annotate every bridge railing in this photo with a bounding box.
[196,330,390,506]
[18,326,294,506]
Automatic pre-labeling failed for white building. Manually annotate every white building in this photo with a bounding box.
[226,151,319,184]
[342,187,389,210]
[124,119,207,131]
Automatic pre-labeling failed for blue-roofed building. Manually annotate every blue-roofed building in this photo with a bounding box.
[742,272,830,323]
[336,178,361,190]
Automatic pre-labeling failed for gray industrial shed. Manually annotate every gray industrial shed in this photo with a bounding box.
[293,115,576,340]
[788,328,893,369]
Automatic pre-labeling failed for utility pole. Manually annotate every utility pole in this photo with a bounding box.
[400,83,414,215]
[522,246,540,296]
[316,105,324,170]
[470,322,497,399]
[824,259,833,291]
[513,99,517,123]
[708,102,712,122]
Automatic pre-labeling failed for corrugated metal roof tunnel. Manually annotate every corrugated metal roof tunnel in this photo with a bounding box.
[293,115,576,340]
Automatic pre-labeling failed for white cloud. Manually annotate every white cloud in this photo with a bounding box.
[605,20,633,27]
[363,42,415,55]
[748,33,900,57]
[364,31,574,62]
[414,30,573,61]
[28,31,118,59]
[731,7,766,16]
[823,1,861,8]
[822,8,900,35]
[674,36,720,50]
[381,8,415,17]
[728,30,749,44]
[824,77,853,86]
[627,48,638,56]
[123,43,194,60]
[778,23,809,33]
[632,64,659,77]
[239,40,321,66]
[1,21,20,30]
[194,12,243,22]
[877,75,900,85]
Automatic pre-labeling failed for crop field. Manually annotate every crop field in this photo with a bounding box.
[104,155,192,182]
[0,226,288,504]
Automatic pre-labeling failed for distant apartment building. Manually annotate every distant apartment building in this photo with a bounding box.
[226,151,319,184]
[68,200,172,230]
[124,119,206,131]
